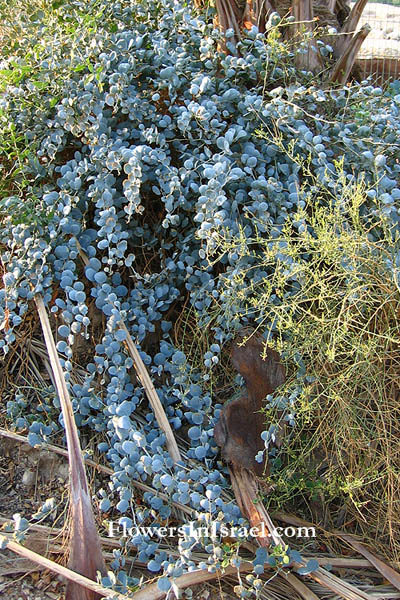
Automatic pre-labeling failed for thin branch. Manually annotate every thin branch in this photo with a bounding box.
[256,0,274,32]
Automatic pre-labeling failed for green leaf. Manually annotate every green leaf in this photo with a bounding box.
[73,63,87,72]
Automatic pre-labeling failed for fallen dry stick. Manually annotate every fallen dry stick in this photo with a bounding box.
[0,515,374,577]
[339,533,400,593]
[309,566,375,600]
[0,535,259,600]
[120,321,182,463]
[282,572,319,600]
[0,517,372,571]
[132,563,254,600]
[0,536,121,599]
[228,466,283,547]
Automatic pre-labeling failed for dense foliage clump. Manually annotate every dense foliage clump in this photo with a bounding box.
[211,184,400,561]
[1,0,400,592]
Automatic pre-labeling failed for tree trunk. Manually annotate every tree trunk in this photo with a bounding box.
[212,0,370,83]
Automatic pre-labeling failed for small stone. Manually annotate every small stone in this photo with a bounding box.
[22,470,36,487]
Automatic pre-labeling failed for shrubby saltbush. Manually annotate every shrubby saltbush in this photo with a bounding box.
[1,0,400,592]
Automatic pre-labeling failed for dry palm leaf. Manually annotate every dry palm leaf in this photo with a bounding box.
[35,295,106,600]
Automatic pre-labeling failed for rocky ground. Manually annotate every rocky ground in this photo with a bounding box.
[0,435,68,599]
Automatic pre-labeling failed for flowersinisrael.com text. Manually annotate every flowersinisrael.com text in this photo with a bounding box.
[108,521,316,540]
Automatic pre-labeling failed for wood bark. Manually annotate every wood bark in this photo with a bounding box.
[214,330,285,476]
[214,330,286,545]
[214,331,376,600]
[212,0,371,83]
[291,0,323,72]
[330,24,371,84]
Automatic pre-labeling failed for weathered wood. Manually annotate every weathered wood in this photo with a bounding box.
[338,534,400,593]
[228,465,283,546]
[215,0,242,50]
[292,0,314,30]
[34,295,107,600]
[330,24,371,84]
[242,0,274,32]
[214,330,285,476]
[212,0,372,82]
[0,537,119,600]
[335,0,369,55]
[215,331,375,600]
[328,0,336,14]
[291,0,323,72]
[214,331,286,549]
[132,563,255,599]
